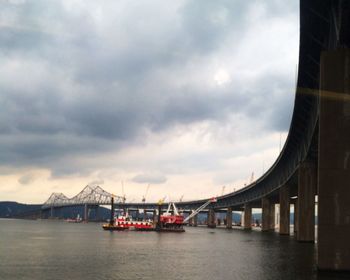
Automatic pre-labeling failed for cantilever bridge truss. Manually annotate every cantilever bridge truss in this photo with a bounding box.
[41,185,124,209]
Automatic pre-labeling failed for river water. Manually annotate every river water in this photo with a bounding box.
[0,219,347,280]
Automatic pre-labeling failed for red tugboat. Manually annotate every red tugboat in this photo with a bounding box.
[103,214,154,231]
[102,196,154,231]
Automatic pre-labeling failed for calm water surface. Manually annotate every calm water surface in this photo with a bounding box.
[0,219,347,280]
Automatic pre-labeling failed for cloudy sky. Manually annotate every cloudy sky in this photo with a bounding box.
[0,0,299,204]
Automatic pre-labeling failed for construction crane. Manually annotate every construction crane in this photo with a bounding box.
[221,186,226,196]
[183,197,217,223]
[121,181,126,203]
[250,172,254,184]
[142,184,150,203]
[158,196,167,205]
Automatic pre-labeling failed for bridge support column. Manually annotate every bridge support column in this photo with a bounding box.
[293,199,298,234]
[207,209,216,228]
[243,203,252,230]
[261,197,271,231]
[84,204,89,222]
[226,207,232,229]
[95,206,99,221]
[153,209,157,224]
[50,206,54,218]
[279,185,290,235]
[318,49,350,271]
[269,203,275,231]
[297,161,316,242]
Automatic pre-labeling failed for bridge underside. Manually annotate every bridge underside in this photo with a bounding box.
[39,0,350,272]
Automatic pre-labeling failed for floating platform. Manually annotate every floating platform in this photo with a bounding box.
[102,224,129,231]
[134,227,155,232]
[155,226,185,233]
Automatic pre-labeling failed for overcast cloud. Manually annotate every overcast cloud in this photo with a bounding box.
[0,0,299,203]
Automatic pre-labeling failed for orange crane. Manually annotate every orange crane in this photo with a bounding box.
[142,184,150,203]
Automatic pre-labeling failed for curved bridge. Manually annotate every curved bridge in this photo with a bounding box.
[41,0,350,271]
[153,0,337,210]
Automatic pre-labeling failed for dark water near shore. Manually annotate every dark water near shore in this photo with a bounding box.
[0,219,347,280]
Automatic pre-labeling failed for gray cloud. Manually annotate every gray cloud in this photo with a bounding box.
[131,173,167,184]
[88,179,104,186]
[18,173,35,185]
[0,0,298,176]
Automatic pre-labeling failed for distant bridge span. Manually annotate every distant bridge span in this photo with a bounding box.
[41,185,124,209]
[42,0,349,271]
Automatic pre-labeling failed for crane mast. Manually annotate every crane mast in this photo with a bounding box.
[142,184,150,203]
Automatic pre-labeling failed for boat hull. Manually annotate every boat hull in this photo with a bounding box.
[102,224,128,231]
[156,228,185,233]
[133,226,155,231]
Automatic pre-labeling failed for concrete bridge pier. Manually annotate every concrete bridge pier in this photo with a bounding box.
[207,209,216,228]
[293,199,298,234]
[269,203,275,231]
[153,209,157,224]
[95,206,99,221]
[318,49,350,271]
[84,204,89,222]
[279,185,290,235]
[243,203,252,230]
[50,206,54,218]
[226,207,232,229]
[297,161,316,242]
[261,197,272,231]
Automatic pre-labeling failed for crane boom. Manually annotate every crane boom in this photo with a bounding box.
[183,197,217,223]
[121,181,126,203]
[221,186,226,196]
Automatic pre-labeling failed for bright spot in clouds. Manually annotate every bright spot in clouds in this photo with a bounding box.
[214,69,231,86]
